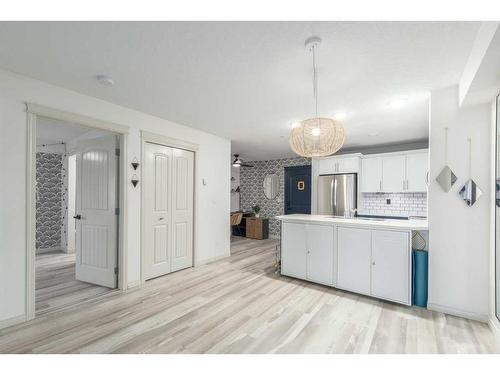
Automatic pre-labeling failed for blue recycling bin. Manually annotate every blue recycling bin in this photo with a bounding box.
[412,250,428,307]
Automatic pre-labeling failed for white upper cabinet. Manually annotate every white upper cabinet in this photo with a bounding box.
[381,155,406,192]
[361,150,428,193]
[318,155,360,175]
[406,152,428,192]
[361,157,383,192]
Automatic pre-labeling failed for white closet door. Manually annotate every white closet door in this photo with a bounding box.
[144,143,173,280]
[171,148,194,272]
[75,135,118,288]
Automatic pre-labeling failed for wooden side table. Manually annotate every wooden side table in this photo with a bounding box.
[245,217,269,240]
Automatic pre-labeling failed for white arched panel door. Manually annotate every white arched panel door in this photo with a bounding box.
[75,135,118,288]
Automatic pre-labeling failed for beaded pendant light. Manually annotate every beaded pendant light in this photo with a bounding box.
[289,36,345,158]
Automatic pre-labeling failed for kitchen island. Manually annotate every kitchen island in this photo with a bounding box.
[276,214,428,306]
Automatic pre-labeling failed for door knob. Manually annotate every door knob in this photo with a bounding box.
[159,217,165,220]
[73,214,82,220]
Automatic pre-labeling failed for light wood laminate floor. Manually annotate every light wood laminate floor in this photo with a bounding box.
[35,251,115,317]
[1,238,498,353]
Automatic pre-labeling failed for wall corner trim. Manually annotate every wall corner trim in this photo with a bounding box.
[490,317,500,345]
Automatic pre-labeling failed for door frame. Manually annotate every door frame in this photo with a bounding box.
[25,103,130,321]
[140,130,198,284]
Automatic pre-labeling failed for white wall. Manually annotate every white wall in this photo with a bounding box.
[490,98,500,338]
[428,85,491,321]
[0,69,231,325]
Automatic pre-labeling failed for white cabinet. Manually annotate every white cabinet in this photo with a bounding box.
[281,222,334,286]
[307,224,334,285]
[406,152,428,192]
[280,220,413,306]
[381,155,406,192]
[361,150,428,193]
[281,222,307,279]
[336,226,411,305]
[371,230,411,304]
[337,157,360,173]
[318,155,360,175]
[337,227,372,294]
[361,157,382,192]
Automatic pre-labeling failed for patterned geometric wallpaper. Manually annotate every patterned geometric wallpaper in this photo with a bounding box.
[240,157,311,237]
[36,152,63,250]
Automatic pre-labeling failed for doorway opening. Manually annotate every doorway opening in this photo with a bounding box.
[27,106,129,320]
[284,165,312,215]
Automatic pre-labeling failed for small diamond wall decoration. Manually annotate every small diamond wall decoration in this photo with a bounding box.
[458,178,482,207]
[435,165,457,192]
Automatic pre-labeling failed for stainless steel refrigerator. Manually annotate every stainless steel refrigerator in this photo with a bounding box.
[317,174,357,217]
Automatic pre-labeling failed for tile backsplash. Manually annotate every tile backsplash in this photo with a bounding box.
[359,192,427,218]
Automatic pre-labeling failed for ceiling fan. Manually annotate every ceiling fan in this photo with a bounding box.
[232,154,253,168]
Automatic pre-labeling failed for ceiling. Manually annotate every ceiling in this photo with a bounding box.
[0,22,480,160]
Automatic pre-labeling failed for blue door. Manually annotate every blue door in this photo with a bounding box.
[284,165,311,215]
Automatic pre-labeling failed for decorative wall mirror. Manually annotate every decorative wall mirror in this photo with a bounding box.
[495,93,500,321]
[263,173,279,200]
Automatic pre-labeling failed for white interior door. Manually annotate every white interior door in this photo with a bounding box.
[144,142,194,280]
[144,143,173,279]
[75,135,118,288]
[171,148,194,272]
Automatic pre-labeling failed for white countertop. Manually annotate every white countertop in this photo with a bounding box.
[275,214,428,230]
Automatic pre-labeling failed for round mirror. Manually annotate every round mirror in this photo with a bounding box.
[263,173,279,200]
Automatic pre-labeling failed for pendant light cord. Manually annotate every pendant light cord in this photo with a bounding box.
[444,127,448,165]
[312,44,318,118]
[468,137,472,177]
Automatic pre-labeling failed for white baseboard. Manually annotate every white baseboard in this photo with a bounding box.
[0,314,26,330]
[427,302,489,323]
[127,280,142,290]
[195,253,230,266]
[36,246,63,254]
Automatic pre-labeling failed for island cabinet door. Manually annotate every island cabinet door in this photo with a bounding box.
[371,230,411,305]
[337,226,372,295]
[281,222,307,279]
[306,224,334,286]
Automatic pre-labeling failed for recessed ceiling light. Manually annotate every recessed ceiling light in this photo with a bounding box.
[96,75,115,86]
[387,96,408,109]
[368,132,380,137]
[333,112,348,121]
